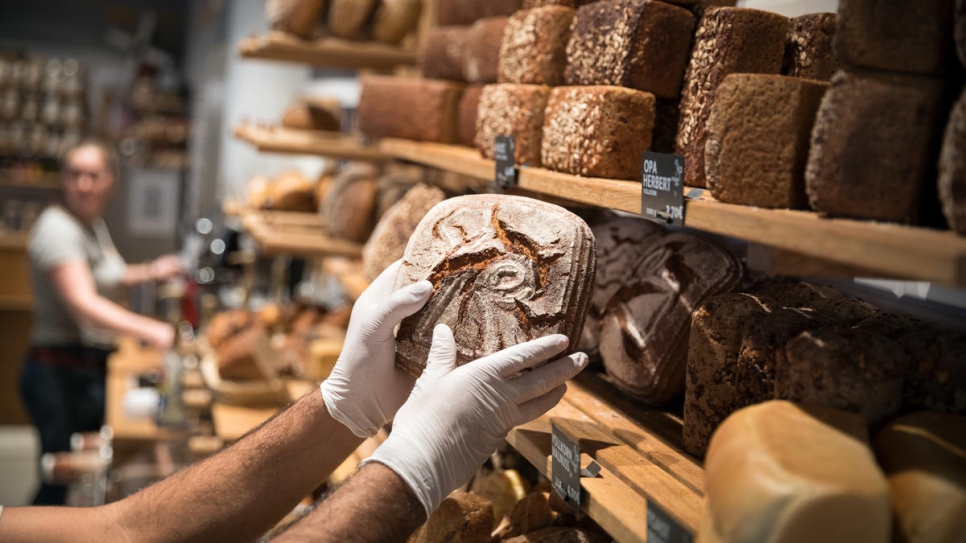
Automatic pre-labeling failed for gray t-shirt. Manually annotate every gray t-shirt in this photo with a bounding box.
[29,205,127,348]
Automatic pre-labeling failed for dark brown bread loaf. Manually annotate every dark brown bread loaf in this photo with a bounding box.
[421,26,470,81]
[651,98,680,154]
[541,85,655,179]
[358,76,464,143]
[939,88,966,236]
[782,13,838,81]
[662,0,736,8]
[363,184,446,281]
[676,7,788,188]
[463,17,510,84]
[457,85,484,147]
[683,292,773,457]
[503,528,611,543]
[748,279,842,308]
[265,172,317,212]
[565,0,695,99]
[493,492,557,540]
[475,84,551,166]
[266,0,326,39]
[803,295,880,327]
[410,492,494,543]
[438,0,522,25]
[499,6,575,86]
[524,0,597,7]
[216,326,269,381]
[959,0,966,67]
[394,195,596,377]
[836,0,955,76]
[280,101,341,132]
[374,164,421,220]
[600,232,742,404]
[322,163,379,243]
[705,74,828,209]
[805,69,945,223]
[778,328,908,426]
[327,0,377,39]
[372,0,422,44]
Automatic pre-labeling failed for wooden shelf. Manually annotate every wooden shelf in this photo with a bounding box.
[378,139,966,287]
[243,213,363,259]
[238,31,417,70]
[234,122,388,162]
[506,372,704,543]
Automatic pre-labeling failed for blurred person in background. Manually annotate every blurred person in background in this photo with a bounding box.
[20,140,183,505]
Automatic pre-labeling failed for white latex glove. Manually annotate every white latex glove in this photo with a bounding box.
[320,260,433,438]
[364,324,589,516]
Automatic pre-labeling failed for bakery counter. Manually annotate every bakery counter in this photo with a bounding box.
[233,122,389,162]
[237,31,417,71]
[377,138,966,287]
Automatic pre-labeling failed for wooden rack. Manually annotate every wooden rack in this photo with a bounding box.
[243,213,363,259]
[233,122,388,162]
[377,138,966,287]
[238,31,417,70]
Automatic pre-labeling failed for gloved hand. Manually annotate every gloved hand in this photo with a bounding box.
[364,324,589,515]
[320,260,433,438]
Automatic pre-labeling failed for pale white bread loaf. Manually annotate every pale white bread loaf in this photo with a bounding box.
[873,411,966,543]
[701,400,891,543]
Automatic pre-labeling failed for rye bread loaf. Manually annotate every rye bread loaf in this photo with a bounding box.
[802,295,880,326]
[498,6,575,86]
[836,0,955,76]
[959,0,966,67]
[705,74,828,209]
[475,83,551,166]
[410,491,494,543]
[457,85,484,147]
[676,7,788,188]
[600,232,742,404]
[939,88,966,236]
[778,328,908,426]
[422,26,470,82]
[564,0,695,99]
[782,13,839,81]
[327,0,377,39]
[322,163,379,243]
[358,76,464,143]
[682,292,773,457]
[748,279,842,308]
[264,171,317,212]
[805,69,945,223]
[394,195,596,377]
[374,165,421,220]
[701,401,891,543]
[541,85,656,180]
[280,101,341,132]
[372,0,422,44]
[652,98,681,155]
[873,411,966,543]
[363,184,446,281]
[437,0,522,25]
[463,17,510,84]
[266,0,326,39]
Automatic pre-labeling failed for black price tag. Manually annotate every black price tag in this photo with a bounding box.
[647,500,693,543]
[551,423,581,509]
[494,135,518,188]
[640,152,685,226]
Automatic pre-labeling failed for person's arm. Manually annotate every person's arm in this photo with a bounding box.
[50,260,173,350]
[0,392,363,543]
[122,254,184,287]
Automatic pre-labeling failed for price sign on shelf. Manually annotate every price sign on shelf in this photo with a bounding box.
[640,152,685,226]
[551,423,581,509]
[647,500,693,543]
[494,135,518,188]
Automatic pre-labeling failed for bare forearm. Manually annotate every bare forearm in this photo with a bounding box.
[122,262,154,287]
[74,294,164,342]
[272,463,426,543]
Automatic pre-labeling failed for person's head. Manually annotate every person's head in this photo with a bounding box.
[60,140,119,223]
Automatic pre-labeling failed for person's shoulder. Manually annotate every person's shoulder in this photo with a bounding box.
[30,206,84,245]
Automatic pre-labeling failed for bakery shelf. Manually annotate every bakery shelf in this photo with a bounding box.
[506,372,704,543]
[234,122,389,162]
[378,138,966,287]
[320,257,370,301]
[244,214,363,259]
[238,31,417,71]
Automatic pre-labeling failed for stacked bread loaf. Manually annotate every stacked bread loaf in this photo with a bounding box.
[321,163,380,242]
[265,0,422,44]
[358,76,465,143]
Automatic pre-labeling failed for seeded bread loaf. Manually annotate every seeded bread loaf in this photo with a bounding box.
[422,26,470,81]
[836,0,955,76]
[363,184,446,281]
[266,0,326,39]
[782,13,838,81]
[372,0,422,44]
[457,85,484,147]
[803,295,880,326]
[475,83,551,166]
[778,328,908,426]
[683,292,773,457]
[321,163,379,243]
[394,195,596,377]
[939,88,966,236]
[600,232,742,404]
[541,85,655,179]
[565,0,695,99]
[358,76,464,143]
[676,7,788,188]
[498,6,575,86]
[705,74,828,209]
[463,17,510,84]
[438,0,522,25]
[327,0,377,39]
[805,69,945,223]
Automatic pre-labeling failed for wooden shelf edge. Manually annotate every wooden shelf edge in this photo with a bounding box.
[235,122,388,162]
[377,139,966,287]
[237,32,416,70]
